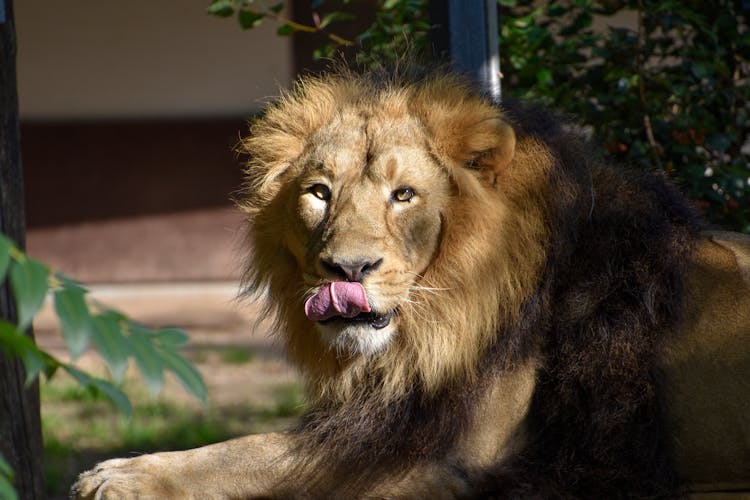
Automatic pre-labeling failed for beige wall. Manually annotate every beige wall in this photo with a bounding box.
[15,0,293,119]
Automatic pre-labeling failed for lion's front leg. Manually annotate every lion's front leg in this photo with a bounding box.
[71,432,295,499]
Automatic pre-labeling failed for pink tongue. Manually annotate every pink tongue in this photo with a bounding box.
[304,282,371,321]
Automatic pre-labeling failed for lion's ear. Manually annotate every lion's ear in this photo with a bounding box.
[462,118,516,182]
[421,105,517,184]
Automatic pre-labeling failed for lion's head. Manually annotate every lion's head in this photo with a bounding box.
[238,70,555,403]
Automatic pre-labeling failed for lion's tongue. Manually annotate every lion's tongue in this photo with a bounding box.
[304,282,371,321]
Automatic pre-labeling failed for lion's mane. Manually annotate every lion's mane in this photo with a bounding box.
[238,68,700,496]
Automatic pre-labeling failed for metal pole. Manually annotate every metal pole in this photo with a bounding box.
[429,0,501,101]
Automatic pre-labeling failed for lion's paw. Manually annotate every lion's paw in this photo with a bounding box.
[70,456,183,499]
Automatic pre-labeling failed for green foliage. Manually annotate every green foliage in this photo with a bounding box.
[10,258,49,332]
[53,282,92,360]
[350,0,430,65]
[219,346,254,365]
[290,0,431,63]
[0,233,208,410]
[0,237,11,281]
[62,365,132,416]
[207,0,345,44]
[213,1,749,233]
[156,349,208,403]
[0,454,17,500]
[206,0,429,62]
[497,0,750,233]
[0,233,209,497]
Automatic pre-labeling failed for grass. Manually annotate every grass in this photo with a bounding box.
[189,345,255,365]
[219,346,255,365]
[41,373,305,499]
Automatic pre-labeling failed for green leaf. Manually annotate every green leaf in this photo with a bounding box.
[238,9,264,29]
[21,353,46,386]
[0,454,13,478]
[153,327,189,348]
[318,12,355,29]
[0,320,48,384]
[127,324,165,396]
[0,478,17,500]
[53,286,92,359]
[0,454,17,500]
[43,359,59,380]
[0,234,13,282]
[9,258,49,331]
[207,0,234,17]
[276,24,296,36]
[89,377,132,417]
[90,312,130,383]
[100,308,128,323]
[158,349,207,404]
[498,0,517,6]
[269,2,284,13]
[55,273,88,294]
[536,68,553,86]
[63,364,132,417]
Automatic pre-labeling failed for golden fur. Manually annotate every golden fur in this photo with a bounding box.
[237,71,550,404]
[72,70,750,499]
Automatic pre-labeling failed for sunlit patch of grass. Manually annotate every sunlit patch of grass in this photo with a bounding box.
[269,383,306,418]
[185,345,255,365]
[42,395,234,498]
[41,376,305,499]
[219,346,254,365]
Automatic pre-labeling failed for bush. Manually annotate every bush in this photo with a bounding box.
[498,0,749,233]
[211,0,750,232]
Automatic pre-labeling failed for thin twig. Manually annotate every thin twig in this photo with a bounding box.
[260,6,354,46]
[636,1,663,170]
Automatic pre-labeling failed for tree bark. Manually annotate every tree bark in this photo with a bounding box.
[0,0,46,497]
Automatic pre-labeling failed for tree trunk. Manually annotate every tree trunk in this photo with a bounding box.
[0,0,46,497]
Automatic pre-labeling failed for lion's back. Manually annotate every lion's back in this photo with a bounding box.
[665,231,750,495]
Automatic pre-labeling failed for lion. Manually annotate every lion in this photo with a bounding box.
[72,68,750,498]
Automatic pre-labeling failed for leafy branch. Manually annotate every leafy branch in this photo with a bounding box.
[217,0,748,232]
[207,0,354,47]
[207,0,433,62]
[0,232,208,496]
[0,233,207,412]
[497,0,749,232]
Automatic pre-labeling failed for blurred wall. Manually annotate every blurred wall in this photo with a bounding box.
[15,1,293,282]
[15,0,292,119]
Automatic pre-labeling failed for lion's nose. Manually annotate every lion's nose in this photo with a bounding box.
[321,257,383,282]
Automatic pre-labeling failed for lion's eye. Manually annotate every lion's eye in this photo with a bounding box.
[309,184,331,201]
[392,187,415,203]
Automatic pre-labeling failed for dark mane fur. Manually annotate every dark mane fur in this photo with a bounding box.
[281,73,701,498]
[479,100,701,498]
